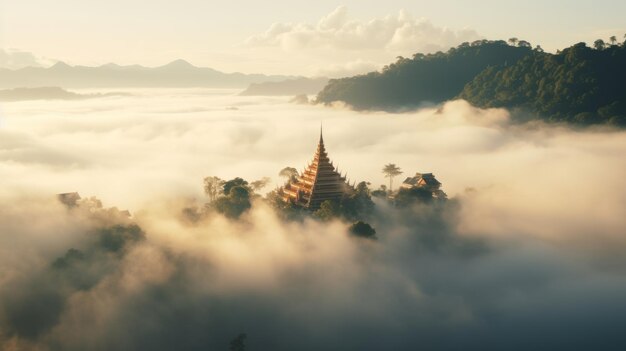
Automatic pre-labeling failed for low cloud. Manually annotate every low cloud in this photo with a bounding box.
[314,59,382,78]
[1,91,626,350]
[246,6,481,54]
[0,49,55,69]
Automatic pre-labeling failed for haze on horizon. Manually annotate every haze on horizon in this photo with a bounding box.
[1,1,625,75]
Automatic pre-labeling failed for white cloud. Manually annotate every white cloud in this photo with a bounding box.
[2,91,626,349]
[246,6,481,54]
[0,48,55,69]
[314,59,381,78]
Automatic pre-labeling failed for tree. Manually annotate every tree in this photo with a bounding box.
[314,200,341,221]
[508,37,518,46]
[278,167,298,182]
[213,185,251,219]
[610,36,617,46]
[382,164,403,192]
[534,45,544,52]
[594,39,606,50]
[349,221,377,240]
[371,184,388,198]
[223,177,249,195]
[250,177,271,192]
[517,40,531,48]
[203,176,224,202]
[340,182,375,220]
[229,333,247,351]
[394,187,434,207]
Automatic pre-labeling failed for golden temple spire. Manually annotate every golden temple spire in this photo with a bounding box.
[280,125,353,210]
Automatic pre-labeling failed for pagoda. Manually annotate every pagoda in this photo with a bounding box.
[280,128,353,210]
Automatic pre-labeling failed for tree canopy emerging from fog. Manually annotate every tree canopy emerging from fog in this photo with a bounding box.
[316,37,626,126]
[316,40,532,110]
[213,181,252,219]
[349,221,377,240]
[204,176,224,202]
[460,41,626,126]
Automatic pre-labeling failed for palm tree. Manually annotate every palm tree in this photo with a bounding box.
[382,164,403,192]
[610,36,617,46]
[508,37,518,46]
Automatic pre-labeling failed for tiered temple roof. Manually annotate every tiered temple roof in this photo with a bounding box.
[281,128,352,210]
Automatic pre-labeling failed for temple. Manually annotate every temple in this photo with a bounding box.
[280,128,353,210]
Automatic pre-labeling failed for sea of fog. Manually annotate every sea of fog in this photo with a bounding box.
[1,89,626,350]
[1,89,625,245]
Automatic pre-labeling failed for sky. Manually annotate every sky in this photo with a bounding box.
[1,0,625,75]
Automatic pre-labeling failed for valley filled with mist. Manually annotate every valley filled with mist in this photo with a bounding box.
[1,90,626,350]
[2,1,626,349]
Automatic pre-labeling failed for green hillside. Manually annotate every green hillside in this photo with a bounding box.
[316,38,626,126]
[316,40,533,110]
[459,42,626,125]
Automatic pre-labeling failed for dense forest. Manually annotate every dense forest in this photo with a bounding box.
[316,37,626,126]
[459,41,626,125]
[316,40,532,110]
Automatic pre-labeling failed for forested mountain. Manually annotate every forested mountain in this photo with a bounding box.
[316,40,533,110]
[316,38,626,126]
[459,42,626,125]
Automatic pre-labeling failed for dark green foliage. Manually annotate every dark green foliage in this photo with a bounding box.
[316,40,532,110]
[5,221,148,340]
[266,190,307,221]
[339,182,375,221]
[312,182,375,221]
[214,185,252,219]
[223,177,249,195]
[51,248,86,269]
[371,189,387,198]
[98,224,145,253]
[314,200,341,221]
[317,38,626,126]
[349,221,377,240]
[460,42,626,126]
[394,187,435,207]
[229,333,247,351]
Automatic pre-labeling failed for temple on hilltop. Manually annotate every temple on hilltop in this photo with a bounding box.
[400,172,447,199]
[280,128,353,210]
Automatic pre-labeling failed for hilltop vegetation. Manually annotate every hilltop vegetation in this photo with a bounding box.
[316,40,533,110]
[460,42,626,125]
[316,37,626,126]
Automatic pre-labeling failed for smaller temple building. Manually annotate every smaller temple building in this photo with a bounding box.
[280,129,353,210]
[400,172,447,199]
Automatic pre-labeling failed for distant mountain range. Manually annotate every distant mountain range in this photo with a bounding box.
[0,87,129,102]
[316,39,626,126]
[239,77,329,96]
[0,59,293,89]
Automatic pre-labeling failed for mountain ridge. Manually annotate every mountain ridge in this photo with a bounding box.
[315,38,626,126]
[0,60,294,89]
